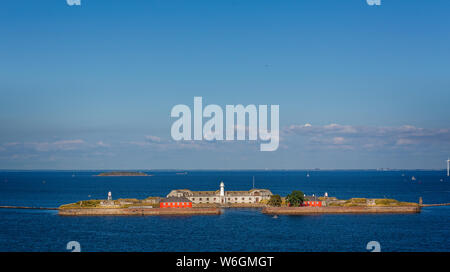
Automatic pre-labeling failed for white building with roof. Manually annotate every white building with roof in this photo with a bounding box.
[167,182,272,204]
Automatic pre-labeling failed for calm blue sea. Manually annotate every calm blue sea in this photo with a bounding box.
[0,170,449,252]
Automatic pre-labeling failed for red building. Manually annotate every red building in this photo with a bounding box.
[302,196,322,207]
[160,196,192,208]
[302,200,322,207]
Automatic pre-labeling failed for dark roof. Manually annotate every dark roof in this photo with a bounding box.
[160,196,192,203]
[304,196,320,201]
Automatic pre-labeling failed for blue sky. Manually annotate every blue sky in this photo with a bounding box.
[0,0,449,169]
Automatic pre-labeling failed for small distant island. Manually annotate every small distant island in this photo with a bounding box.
[96,171,149,177]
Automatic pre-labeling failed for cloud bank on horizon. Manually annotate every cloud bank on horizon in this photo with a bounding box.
[1,123,449,170]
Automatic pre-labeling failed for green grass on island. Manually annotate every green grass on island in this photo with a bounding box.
[96,171,149,176]
[326,198,419,207]
[59,197,160,209]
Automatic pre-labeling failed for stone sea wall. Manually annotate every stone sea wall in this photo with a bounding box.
[59,207,221,216]
[262,206,421,215]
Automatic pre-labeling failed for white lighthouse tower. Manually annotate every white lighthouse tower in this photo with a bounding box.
[219,181,225,204]
[220,181,225,196]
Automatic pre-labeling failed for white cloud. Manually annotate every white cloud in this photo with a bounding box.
[396,138,415,145]
[284,123,450,151]
[30,139,86,151]
[96,141,110,147]
[145,135,162,143]
[1,139,87,153]
[4,142,20,147]
[333,137,345,145]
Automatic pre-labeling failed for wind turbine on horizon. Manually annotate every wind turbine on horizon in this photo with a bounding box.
[447,158,450,177]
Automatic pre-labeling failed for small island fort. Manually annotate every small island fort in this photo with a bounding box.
[58,181,421,216]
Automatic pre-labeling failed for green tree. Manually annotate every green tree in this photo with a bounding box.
[268,194,282,206]
[286,190,305,207]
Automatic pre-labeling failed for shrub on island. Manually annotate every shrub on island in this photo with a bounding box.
[285,190,305,207]
[268,195,282,207]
